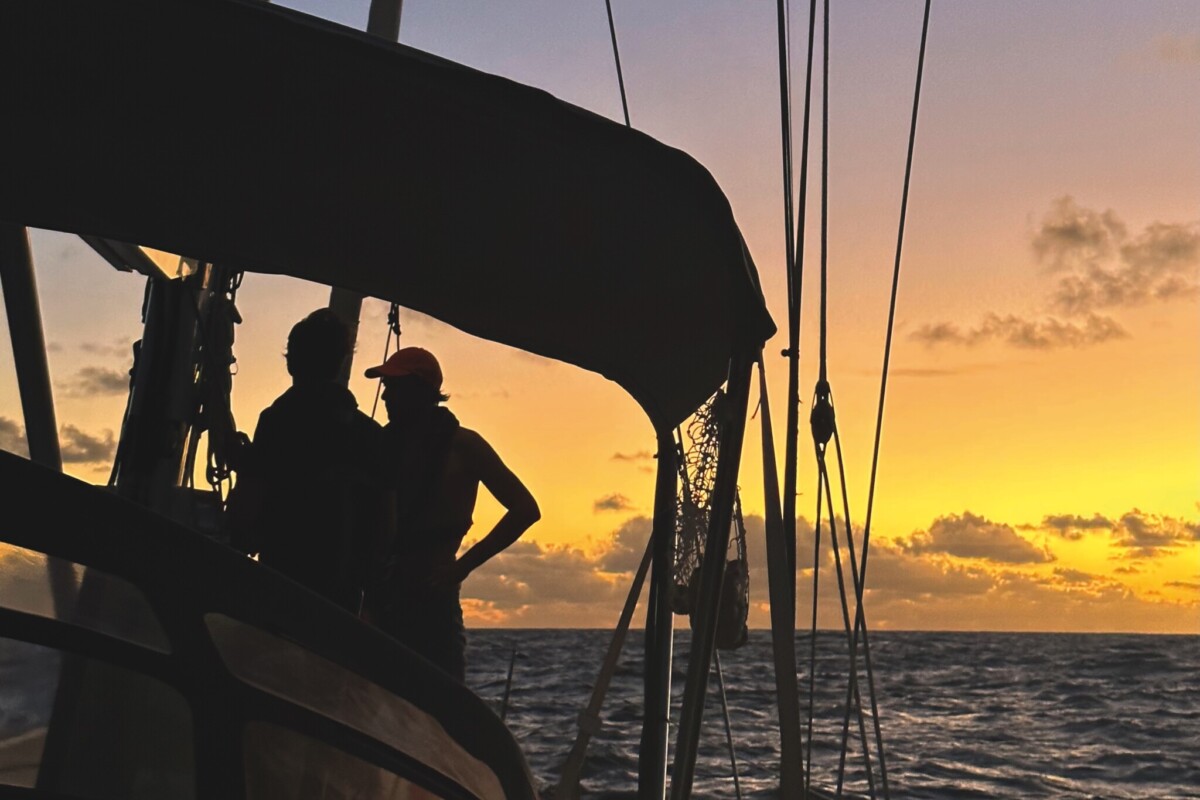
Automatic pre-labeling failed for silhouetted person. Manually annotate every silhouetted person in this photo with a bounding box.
[362,347,539,681]
[226,309,388,611]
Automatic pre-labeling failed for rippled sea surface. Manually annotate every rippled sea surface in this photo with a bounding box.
[466,630,1200,799]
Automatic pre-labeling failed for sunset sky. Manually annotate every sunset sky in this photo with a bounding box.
[1,1,1196,633]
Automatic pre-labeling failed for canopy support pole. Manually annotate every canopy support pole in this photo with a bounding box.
[0,224,77,618]
[639,430,678,800]
[668,350,754,800]
[758,357,806,797]
[329,0,405,385]
[0,224,62,472]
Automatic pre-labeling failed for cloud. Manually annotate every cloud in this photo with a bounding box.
[912,198,1198,351]
[463,539,622,614]
[910,312,1127,350]
[612,450,654,463]
[454,503,1199,631]
[598,516,651,573]
[1110,509,1200,556]
[59,425,116,464]
[1153,33,1200,65]
[1032,196,1127,271]
[1041,513,1114,540]
[79,339,133,359]
[1165,581,1200,592]
[60,366,129,398]
[1048,220,1200,315]
[0,417,29,457]
[897,511,1054,564]
[593,493,634,513]
[1052,567,1098,585]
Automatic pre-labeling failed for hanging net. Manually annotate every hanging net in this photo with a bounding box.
[671,390,749,650]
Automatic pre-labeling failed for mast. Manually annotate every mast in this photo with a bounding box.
[329,0,405,384]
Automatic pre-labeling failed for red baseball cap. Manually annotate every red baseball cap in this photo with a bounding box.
[363,347,443,389]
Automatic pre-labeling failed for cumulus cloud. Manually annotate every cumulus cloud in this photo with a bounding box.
[897,511,1054,564]
[463,539,623,615]
[1032,196,1127,271]
[1052,567,1098,585]
[910,312,1126,349]
[457,504,1198,631]
[60,366,129,398]
[0,417,29,457]
[1111,509,1200,556]
[598,516,652,573]
[593,493,634,513]
[912,198,1198,351]
[59,425,116,464]
[1048,222,1200,315]
[1041,513,1114,540]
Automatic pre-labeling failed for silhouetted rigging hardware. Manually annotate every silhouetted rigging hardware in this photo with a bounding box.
[370,301,403,420]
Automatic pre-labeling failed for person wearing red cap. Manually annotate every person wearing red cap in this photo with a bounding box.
[363,347,540,682]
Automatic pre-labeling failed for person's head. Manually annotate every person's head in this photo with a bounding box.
[285,308,352,385]
[364,347,448,420]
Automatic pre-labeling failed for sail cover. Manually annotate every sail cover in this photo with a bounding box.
[0,0,774,429]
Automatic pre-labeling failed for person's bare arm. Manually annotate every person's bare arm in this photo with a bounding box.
[442,431,539,585]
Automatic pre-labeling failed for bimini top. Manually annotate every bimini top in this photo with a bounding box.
[0,0,774,429]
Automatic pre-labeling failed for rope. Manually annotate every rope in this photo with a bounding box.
[813,439,875,800]
[500,647,518,721]
[369,302,401,420]
[821,427,875,799]
[832,426,888,798]
[783,0,820,594]
[818,0,829,383]
[713,651,743,800]
[605,0,631,128]
[839,3,931,795]
[803,465,822,796]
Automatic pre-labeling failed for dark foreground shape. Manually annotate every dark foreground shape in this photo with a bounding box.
[0,449,537,800]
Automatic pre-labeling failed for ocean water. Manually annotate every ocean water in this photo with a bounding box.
[465,630,1200,799]
[3,631,1196,798]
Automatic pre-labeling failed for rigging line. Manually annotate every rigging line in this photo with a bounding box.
[826,426,878,800]
[857,0,931,603]
[713,651,743,800]
[832,424,890,800]
[783,0,820,593]
[843,6,931,796]
[818,0,829,383]
[804,464,824,798]
[370,303,401,420]
[604,0,631,128]
[816,444,875,800]
[776,0,795,320]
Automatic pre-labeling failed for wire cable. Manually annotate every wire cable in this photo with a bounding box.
[605,0,631,128]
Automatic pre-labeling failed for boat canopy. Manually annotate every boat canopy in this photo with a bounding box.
[0,0,775,429]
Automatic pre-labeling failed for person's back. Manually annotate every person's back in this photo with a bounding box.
[228,309,387,611]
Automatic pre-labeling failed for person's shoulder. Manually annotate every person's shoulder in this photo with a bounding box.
[451,426,500,462]
[350,408,384,432]
[452,426,486,448]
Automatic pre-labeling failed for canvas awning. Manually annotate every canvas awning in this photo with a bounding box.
[0,0,775,429]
